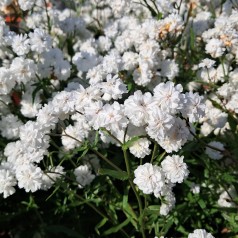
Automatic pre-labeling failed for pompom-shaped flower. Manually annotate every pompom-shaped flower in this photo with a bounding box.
[18,0,35,11]
[188,229,214,238]
[161,155,189,183]
[153,81,183,114]
[74,165,95,189]
[129,138,151,159]
[0,169,17,198]
[124,90,152,127]
[133,163,165,195]
[11,34,30,56]
[16,164,43,193]
[98,74,128,101]
[181,92,205,123]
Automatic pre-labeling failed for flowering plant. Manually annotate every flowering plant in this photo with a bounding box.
[0,0,238,237]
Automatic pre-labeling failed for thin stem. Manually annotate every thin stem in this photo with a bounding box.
[189,129,225,153]
[100,128,123,146]
[48,132,122,171]
[123,126,128,144]
[123,149,146,238]
[186,122,225,153]
[0,99,9,107]
[150,142,158,164]
[48,171,130,238]
[76,194,130,238]
[90,148,123,172]
[44,0,51,34]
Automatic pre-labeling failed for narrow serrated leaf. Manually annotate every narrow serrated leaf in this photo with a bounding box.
[102,218,130,236]
[98,168,128,180]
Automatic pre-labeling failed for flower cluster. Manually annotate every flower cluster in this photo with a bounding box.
[0,0,238,237]
[134,155,189,215]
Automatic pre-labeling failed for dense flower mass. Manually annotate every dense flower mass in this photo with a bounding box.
[0,0,238,237]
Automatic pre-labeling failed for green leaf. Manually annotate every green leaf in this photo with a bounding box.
[76,149,89,163]
[189,27,195,51]
[161,218,174,236]
[102,218,130,236]
[157,12,163,20]
[95,217,108,235]
[32,84,42,104]
[223,173,236,183]
[122,186,138,229]
[45,185,61,201]
[198,199,206,209]
[98,168,128,180]
[127,82,133,92]
[144,205,161,215]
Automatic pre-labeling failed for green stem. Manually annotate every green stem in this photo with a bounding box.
[100,128,123,146]
[150,142,158,163]
[44,0,51,34]
[188,127,225,153]
[123,149,146,238]
[90,148,123,172]
[76,194,130,238]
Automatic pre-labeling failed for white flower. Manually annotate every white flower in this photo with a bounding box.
[97,36,112,52]
[160,192,176,216]
[110,0,131,17]
[84,101,104,129]
[41,166,65,190]
[124,90,152,127]
[19,121,49,149]
[11,34,30,56]
[160,59,179,80]
[157,13,184,40]
[0,114,23,139]
[0,0,13,7]
[157,117,190,153]
[188,229,215,238]
[198,58,216,68]
[36,103,59,130]
[74,165,95,189]
[133,65,153,87]
[161,155,189,183]
[52,91,77,117]
[205,141,224,160]
[190,183,200,194]
[10,57,36,84]
[181,92,205,123]
[218,186,237,208]
[16,164,43,193]
[200,100,228,136]
[129,138,151,159]
[146,109,174,141]
[18,0,35,11]
[0,169,17,198]
[73,51,100,72]
[0,67,14,95]
[133,163,165,196]
[205,38,225,58]
[97,102,128,133]
[20,91,42,118]
[122,51,139,71]
[29,28,52,53]
[102,50,122,74]
[152,81,183,113]
[98,74,128,101]
[87,65,105,85]
[54,60,71,81]
[61,125,83,151]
